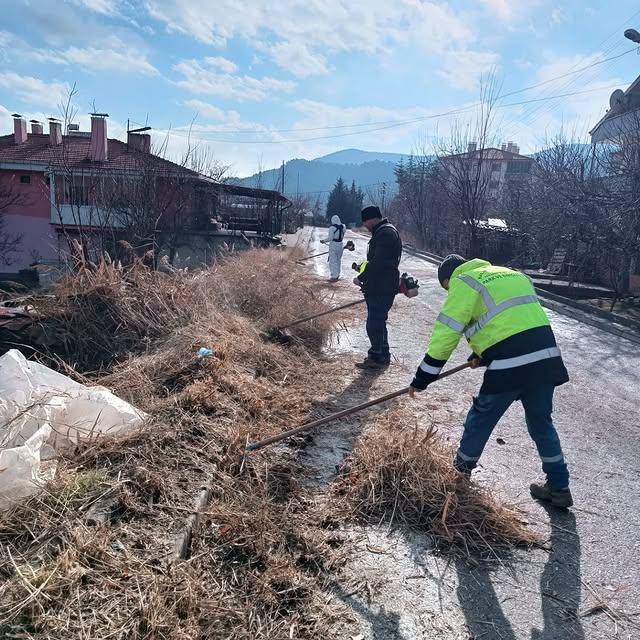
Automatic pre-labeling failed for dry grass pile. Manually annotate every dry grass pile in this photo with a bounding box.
[31,246,333,373]
[0,247,346,639]
[0,246,542,638]
[0,412,345,639]
[333,410,541,557]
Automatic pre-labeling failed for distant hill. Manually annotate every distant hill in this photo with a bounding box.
[232,149,409,203]
[313,148,409,165]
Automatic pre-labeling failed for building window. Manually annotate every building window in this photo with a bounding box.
[506,161,530,174]
[20,175,31,184]
[489,180,500,190]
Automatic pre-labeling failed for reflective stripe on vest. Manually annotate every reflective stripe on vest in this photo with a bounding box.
[487,347,561,370]
[419,361,442,375]
[437,312,466,333]
[458,275,539,339]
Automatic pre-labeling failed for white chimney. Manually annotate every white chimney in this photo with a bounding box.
[12,113,27,144]
[30,119,44,135]
[88,112,109,162]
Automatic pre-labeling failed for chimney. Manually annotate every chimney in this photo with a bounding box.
[30,119,44,135]
[467,142,477,153]
[12,113,27,144]
[48,118,62,145]
[127,131,151,154]
[88,112,109,162]
[501,143,507,152]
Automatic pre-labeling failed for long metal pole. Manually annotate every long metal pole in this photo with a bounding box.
[277,298,365,331]
[246,361,472,452]
[296,250,329,263]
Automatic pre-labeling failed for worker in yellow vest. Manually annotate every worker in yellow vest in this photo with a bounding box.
[409,254,573,508]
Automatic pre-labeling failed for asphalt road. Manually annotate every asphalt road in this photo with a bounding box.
[292,227,640,640]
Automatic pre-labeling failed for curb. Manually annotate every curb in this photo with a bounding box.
[403,245,640,345]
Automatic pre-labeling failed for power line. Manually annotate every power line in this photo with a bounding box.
[157,80,634,145]
[151,47,637,142]
[501,7,640,138]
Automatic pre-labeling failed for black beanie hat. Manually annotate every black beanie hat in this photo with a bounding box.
[437,254,467,285]
[361,205,382,222]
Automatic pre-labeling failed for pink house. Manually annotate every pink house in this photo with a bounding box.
[0,114,289,276]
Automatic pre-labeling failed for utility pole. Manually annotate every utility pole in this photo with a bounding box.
[281,160,285,196]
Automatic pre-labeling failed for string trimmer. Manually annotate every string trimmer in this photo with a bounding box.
[296,240,356,263]
[264,272,420,343]
[246,361,472,451]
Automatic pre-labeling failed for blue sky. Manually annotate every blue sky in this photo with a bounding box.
[0,0,639,176]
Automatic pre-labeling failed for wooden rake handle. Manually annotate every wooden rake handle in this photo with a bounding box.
[246,361,472,452]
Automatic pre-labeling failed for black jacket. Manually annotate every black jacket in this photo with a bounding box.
[358,219,402,296]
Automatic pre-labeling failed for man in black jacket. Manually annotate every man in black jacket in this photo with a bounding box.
[354,206,403,369]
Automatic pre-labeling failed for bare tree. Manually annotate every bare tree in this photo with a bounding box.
[525,130,640,306]
[364,181,391,217]
[391,154,448,251]
[0,176,25,266]
[433,77,501,256]
[188,145,230,183]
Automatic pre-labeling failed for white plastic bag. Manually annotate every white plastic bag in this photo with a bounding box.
[0,349,146,508]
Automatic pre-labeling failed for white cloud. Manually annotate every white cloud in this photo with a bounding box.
[551,8,567,25]
[534,53,604,88]
[66,0,119,15]
[0,30,157,76]
[183,100,227,121]
[479,0,512,21]
[145,0,497,89]
[267,41,329,77]
[173,58,295,101]
[202,56,238,73]
[33,45,158,75]
[0,73,70,109]
[438,50,500,91]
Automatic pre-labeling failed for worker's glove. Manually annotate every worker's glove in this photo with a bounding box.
[467,352,485,369]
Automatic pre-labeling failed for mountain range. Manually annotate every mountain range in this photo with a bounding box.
[231,149,410,203]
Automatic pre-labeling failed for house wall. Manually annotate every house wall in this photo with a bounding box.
[0,168,60,270]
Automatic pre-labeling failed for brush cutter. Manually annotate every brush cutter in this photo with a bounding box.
[296,240,356,264]
[246,361,472,451]
[264,272,420,343]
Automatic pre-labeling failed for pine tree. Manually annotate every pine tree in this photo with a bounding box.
[326,177,349,222]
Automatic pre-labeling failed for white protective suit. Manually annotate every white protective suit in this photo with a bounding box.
[326,215,345,279]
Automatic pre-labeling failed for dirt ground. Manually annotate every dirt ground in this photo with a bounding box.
[284,227,640,640]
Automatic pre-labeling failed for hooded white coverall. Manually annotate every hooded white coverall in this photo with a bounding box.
[326,215,345,279]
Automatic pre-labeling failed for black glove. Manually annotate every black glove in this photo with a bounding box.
[467,352,485,366]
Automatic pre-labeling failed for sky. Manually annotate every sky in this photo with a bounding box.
[0,0,639,177]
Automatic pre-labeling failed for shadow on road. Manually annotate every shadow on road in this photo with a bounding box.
[452,505,584,640]
[296,365,403,485]
[455,557,518,640]
[533,506,584,640]
[330,578,407,640]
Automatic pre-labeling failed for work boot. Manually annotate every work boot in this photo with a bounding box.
[530,482,573,508]
[355,358,387,370]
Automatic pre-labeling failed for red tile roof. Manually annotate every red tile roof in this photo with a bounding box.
[442,147,533,161]
[0,133,197,176]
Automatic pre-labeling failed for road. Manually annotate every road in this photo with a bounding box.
[290,227,640,640]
